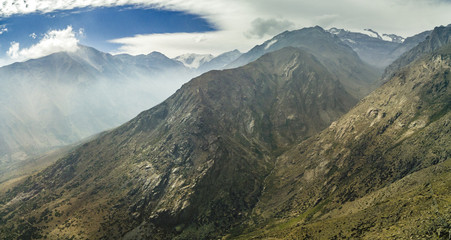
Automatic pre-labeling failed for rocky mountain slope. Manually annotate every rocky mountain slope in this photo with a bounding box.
[227,26,380,99]
[239,42,451,239]
[383,25,451,82]
[0,47,358,239]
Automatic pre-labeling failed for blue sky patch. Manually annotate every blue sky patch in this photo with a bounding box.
[0,6,216,55]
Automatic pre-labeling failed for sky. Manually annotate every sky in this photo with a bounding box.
[1,0,451,66]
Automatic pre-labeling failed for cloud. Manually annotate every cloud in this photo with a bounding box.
[110,31,256,58]
[245,18,295,39]
[78,28,85,37]
[2,0,451,58]
[6,42,20,59]
[0,25,7,35]
[104,0,451,56]
[7,26,79,61]
[30,33,37,39]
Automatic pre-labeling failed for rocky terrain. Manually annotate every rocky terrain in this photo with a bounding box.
[0,47,357,239]
[242,40,451,240]
[383,26,451,82]
[0,26,449,240]
[227,26,380,99]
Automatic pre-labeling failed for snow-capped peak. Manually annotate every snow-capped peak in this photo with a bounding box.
[328,27,346,35]
[329,27,405,43]
[363,29,382,39]
[382,33,405,43]
[173,53,214,69]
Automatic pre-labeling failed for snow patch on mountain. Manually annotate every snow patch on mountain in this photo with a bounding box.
[174,53,214,69]
[363,29,382,39]
[264,39,278,50]
[328,27,343,35]
[328,27,405,43]
[382,33,405,43]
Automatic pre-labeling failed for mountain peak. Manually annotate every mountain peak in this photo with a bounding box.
[228,26,380,99]
[228,49,241,54]
[328,28,405,43]
[173,53,214,69]
[147,51,166,56]
[363,28,383,39]
[328,27,346,35]
[382,33,405,43]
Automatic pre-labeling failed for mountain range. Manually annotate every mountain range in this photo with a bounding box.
[328,27,430,69]
[0,45,242,168]
[0,26,430,167]
[0,45,187,165]
[173,53,214,69]
[0,25,450,239]
[227,26,381,99]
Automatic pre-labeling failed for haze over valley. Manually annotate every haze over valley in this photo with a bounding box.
[0,1,450,239]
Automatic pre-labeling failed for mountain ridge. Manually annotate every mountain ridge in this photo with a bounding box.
[327,27,428,69]
[382,25,451,82]
[227,26,380,99]
[0,47,358,239]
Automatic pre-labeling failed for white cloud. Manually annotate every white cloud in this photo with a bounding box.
[0,25,7,35]
[1,0,451,58]
[78,28,85,37]
[30,33,37,39]
[6,42,20,59]
[110,31,258,58]
[107,0,451,57]
[6,26,79,61]
[245,18,295,39]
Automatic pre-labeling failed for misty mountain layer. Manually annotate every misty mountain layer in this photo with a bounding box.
[0,46,201,165]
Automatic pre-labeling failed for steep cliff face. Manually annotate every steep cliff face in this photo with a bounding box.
[0,47,356,239]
